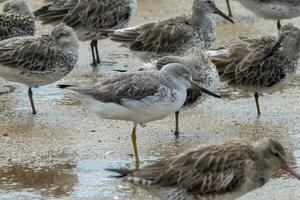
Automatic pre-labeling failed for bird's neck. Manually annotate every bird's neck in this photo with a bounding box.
[192,8,214,28]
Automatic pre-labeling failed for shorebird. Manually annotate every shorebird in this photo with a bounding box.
[0,23,79,114]
[208,24,300,115]
[225,0,300,29]
[58,63,221,168]
[34,0,137,66]
[142,48,219,136]
[107,138,300,200]
[0,0,35,40]
[109,0,234,61]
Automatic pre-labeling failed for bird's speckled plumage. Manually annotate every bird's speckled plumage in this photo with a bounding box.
[110,0,233,59]
[0,0,35,40]
[35,0,137,41]
[208,24,300,115]
[0,24,79,87]
[210,24,300,92]
[108,138,297,200]
[0,23,79,114]
[34,0,137,65]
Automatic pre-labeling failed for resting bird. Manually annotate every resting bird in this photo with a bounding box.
[225,0,300,29]
[108,138,300,200]
[0,0,35,40]
[110,0,234,61]
[34,0,137,66]
[208,24,300,115]
[0,24,79,114]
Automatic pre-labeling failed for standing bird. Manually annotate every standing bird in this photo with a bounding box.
[225,0,300,29]
[58,63,221,168]
[34,0,137,66]
[208,24,300,115]
[0,0,35,40]
[0,24,79,114]
[109,0,234,61]
[108,138,300,200]
[143,48,219,136]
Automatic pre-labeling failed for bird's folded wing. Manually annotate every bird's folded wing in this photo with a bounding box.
[63,0,133,30]
[0,36,73,72]
[110,15,194,54]
[234,36,287,87]
[212,36,284,87]
[67,72,163,105]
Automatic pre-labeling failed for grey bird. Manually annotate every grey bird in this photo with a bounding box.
[34,0,137,66]
[108,138,300,200]
[58,63,221,168]
[0,24,79,114]
[208,24,300,115]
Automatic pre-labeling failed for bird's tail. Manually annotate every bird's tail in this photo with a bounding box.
[34,6,70,24]
[106,168,133,178]
[206,48,231,76]
[109,29,140,43]
[34,0,78,25]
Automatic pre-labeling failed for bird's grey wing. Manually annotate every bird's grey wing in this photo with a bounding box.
[63,0,133,31]
[129,141,258,195]
[0,14,35,40]
[0,36,76,72]
[110,16,194,54]
[69,72,162,105]
[34,0,79,25]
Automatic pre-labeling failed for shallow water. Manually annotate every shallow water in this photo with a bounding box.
[0,0,300,200]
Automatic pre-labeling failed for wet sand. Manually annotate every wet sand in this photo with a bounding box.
[0,0,300,199]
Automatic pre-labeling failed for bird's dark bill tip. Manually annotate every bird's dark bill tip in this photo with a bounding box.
[200,86,222,98]
[57,84,74,89]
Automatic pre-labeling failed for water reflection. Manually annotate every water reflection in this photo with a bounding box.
[0,164,78,198]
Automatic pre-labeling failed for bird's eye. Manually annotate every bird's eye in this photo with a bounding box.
[274,153,280,157]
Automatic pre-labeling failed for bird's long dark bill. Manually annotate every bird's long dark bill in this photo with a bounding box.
[191,81,221,98]
[263,38,282,60]
[281,163,300,180]
[213,6,234,24]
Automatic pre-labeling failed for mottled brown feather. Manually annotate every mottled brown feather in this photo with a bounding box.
[125,141,258,195]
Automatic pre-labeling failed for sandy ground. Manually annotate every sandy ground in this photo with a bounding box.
[0,0,300,200]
